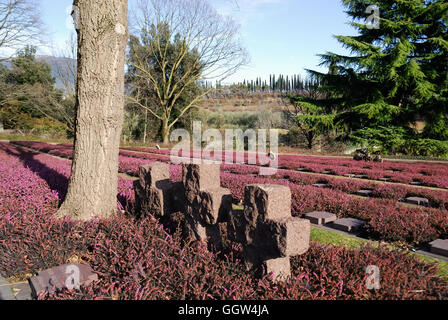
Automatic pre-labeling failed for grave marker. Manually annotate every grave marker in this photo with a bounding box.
[312,183,329,188]
[231,184,310,281]
[405,196,429,207]
[304,211,337,225]
[133,162,172,219]
[356,189,374,197]
[429,239,448,257]
[182,164,233,247]
[331,218,365,233]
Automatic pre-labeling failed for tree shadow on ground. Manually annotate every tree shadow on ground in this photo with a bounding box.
[0,142,134,211]
[0,143,69,205]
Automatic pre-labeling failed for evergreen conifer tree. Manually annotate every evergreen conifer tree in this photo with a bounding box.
[308,0,448,154]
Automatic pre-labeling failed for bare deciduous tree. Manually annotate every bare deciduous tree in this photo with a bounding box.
[52,33,77,96]
[35,33,79,133]
[128,0,248,143]
[0,0,43,58]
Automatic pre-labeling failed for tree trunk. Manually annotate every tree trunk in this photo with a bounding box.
[307,132,314,150]
[57,0,128,220]
[143,108,148,144]
[161,117,169,144]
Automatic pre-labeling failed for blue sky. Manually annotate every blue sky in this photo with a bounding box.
[37,0,357,83]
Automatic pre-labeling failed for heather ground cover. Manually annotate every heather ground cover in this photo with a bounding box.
[0,143,135,210]
[12,141,448,206]
[12,140,448,189]
[120,144,448,189]
[1,144,448,299]
[6,141,448,245]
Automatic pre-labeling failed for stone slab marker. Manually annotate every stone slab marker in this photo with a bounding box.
[405,196,429,207]
[356,189,374,197]
[331,218,365,233]
[429,239,448,257]
[304,211,337,225]
[182,163,233,247]
[133,162,172,219]
[232,184,310,281]
[312,183,329,188]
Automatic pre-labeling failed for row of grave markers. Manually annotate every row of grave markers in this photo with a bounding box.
[312,182,431,207]
[133,161,448,280]
[133,162,310,281]
[16,161,448,298]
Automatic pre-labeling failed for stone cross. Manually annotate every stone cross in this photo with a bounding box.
[133,162,172,219]
[182,163,233,248]
[230,184,310,281]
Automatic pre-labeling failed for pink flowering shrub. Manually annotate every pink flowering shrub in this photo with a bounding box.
[1,143,447,300]
[4,142,448,245]
[12,140,448,189]
[120,144,448,188]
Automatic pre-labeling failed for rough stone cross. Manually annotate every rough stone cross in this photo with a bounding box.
[230,184,310,281]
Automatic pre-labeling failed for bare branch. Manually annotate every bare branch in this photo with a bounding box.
[128,0,248,142]
[0,0,45,57]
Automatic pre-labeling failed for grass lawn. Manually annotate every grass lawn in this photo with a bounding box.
[311,227,448,280]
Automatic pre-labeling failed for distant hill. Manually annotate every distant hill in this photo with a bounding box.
[1,55,76,92]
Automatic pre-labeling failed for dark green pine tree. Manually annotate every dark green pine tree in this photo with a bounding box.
[308,0,448,152]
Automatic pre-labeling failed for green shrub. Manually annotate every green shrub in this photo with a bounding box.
[284,126,303,147]
[27,117,67,137]
[350,126,408,155]
[403,139,448,158]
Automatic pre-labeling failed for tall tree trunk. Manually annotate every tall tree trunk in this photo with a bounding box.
[143,108,148,144]
[161,117,169,144]
[307,132,314,150]
[57,0,128,220]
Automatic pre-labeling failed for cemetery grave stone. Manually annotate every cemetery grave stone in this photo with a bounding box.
[182,163,233,248]
[356,189,374,197]
[229,184,310,281]
[312,183,329,188]
[429,239,448,257]
[331,218,365,233]
[303,211,337,225]
[133,162,177,219]
[404,196,430,207]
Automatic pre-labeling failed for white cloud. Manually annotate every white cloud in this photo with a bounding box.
[211,0,283,27]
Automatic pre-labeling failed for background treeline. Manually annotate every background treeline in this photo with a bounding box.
[0,0,447,158]
[202,74,310,93]
[0,46,75,138]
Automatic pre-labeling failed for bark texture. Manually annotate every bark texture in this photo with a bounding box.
[57,0,128,220]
